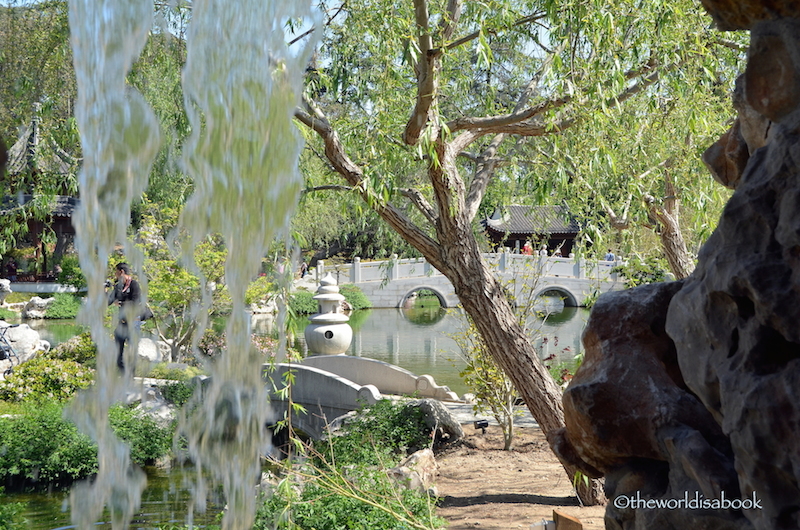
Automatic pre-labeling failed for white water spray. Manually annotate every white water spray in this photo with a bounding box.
[67,0,317,527]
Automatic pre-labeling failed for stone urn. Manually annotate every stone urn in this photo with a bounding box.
[304,273,353,355]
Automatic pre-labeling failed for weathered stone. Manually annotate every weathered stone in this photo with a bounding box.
[0,279,10,305]
[0,323,49,377]
[387,448,438,495]
[699,0,800,31]
[136,337,165,363]
[21,296,54,319]
[744,20,800,124]
[566,12,800,530]
[702,117,751,189]
[406,398,464,448]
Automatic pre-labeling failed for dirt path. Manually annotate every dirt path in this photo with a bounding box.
[435,425,606,530]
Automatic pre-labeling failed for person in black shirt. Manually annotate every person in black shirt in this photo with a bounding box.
[107,262,143,373]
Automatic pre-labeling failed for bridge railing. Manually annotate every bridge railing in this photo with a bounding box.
[318,252,621,284]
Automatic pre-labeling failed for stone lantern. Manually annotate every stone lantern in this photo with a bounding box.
[304,273,353,355]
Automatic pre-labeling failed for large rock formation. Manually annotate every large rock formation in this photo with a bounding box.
[554,5,800,530]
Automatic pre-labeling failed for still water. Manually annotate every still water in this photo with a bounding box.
[29,302,589,399]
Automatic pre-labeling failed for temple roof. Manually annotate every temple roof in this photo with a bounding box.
[483,205,580,236]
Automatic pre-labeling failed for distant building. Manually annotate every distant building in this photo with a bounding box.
[2,104,80,278]
[482,205,581,256]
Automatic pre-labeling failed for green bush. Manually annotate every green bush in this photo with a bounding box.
[611,255,670,287]
[0,401,98,487]
[46,332,97,366]
[108,404,174,467]
[0,488,27,529]
[0,308,17,322]
[57,255,87,290]
[146,362,203,381]
[0,357,94,402]
[245,276,275,306]
[160,381,195,407]
[254,399,441,530]
[321,399,431,466]
[44,293,83,319]
[288,289,317,315]
[340,284,372,310]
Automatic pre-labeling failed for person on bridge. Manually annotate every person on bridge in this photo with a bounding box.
[604,249,615,261]
[522,241,533,255]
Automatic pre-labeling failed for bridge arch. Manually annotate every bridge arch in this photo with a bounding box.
[399,286,450,309]
[534,286,579,308]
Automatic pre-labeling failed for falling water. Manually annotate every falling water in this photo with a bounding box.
[66,0,317,528]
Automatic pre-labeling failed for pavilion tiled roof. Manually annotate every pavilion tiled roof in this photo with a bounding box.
[483,205,580,235]
[0,194,79,218]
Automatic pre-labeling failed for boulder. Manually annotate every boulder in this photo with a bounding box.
[554,282,746,530]
[0,323,49,376]
[0,278,10,305]
[387,448,438,495]
[405,398,464,448]
[560,11,800,530]
[21,296,55,319]
[136,337,165,363]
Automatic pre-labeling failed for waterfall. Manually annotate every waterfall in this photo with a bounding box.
[67,0,317,527]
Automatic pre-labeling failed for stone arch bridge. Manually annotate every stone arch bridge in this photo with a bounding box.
[317,252,626,308]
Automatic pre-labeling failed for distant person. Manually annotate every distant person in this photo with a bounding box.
[522,241,533,255]
[604,249,615,261]
[553,248,562,257]
[107,262,149,374]
[299,261,309,278]
[5,259,16,282]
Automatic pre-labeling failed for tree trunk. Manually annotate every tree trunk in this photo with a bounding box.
[434,215,606,504]
[645,171,694,279]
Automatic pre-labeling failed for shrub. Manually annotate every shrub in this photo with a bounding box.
[0,308,17,322]
[44,293,83,320]
[160,381,195,407]
[57,255,87,290]
[0,401,98,487]
[339,284,372,310]
[288,289,317,315]
[245,276,275,306]
[0,488,27,529]
[0,357,94,402]
[254,399,442,530]
[46,332,97,366]
[146,362,203,382]
[611,255,670,287]
[108,404,174,467]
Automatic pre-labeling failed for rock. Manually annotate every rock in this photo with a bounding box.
[555,282,746,529]
[0,279,10,305]
[698,0,800,30]
[405,398,464,448]
[666,17,800,530]
[0,322,49,375]
[21,296,55,319]
[136,337,164,363]
[387,448,438,495]
[563,12,800,530]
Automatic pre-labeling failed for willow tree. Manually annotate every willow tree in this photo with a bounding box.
[294,0,743,503]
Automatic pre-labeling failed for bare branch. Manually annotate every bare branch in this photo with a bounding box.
[295,98,443,264]
[403,0,439,146]
[440,0,462,42]
[399,187,439,225]
[463,40,568,221]
[301,185,353,194]
[447,97,570,133]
